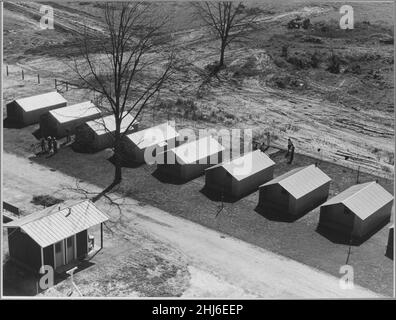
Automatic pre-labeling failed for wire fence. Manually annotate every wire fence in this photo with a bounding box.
[4,64,76,94]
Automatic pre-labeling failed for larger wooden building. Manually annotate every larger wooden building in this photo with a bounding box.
[4,200,108,273]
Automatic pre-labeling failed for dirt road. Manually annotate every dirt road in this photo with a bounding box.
[2,152,380,298]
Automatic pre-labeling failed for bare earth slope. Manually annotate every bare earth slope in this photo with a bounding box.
[3,1,394,178]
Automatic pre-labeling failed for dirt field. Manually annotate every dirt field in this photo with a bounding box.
[2,152,382,298]
[2,1,394,297]
[2,1,394,177]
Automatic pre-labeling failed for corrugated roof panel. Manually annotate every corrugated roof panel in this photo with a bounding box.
[49,101,101,124]
[262,165,331,199]
[218,150,275,181]
[262,166,306,187]
[322,182,372,206]
[126,122,179,149]
[5,200,109,247]
[322,182,394,220]
[343,182,393,220]
[171,136,225,165]
[15,92,67,112]
[86,113,138,136]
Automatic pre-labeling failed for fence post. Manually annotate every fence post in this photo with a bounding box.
[6,65,8,76]
[21,69,24,80]
[66,82,69,91]
[54,78,57,89]
[37,74,40,84]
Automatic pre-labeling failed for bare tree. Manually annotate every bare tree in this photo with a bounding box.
[68,2,174,194]
[193,1,259,71]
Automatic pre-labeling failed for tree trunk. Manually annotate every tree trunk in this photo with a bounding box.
[219,42,226,68]
[113,154,122,184]
[112,126,122,185]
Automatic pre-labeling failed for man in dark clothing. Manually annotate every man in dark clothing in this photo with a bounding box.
[288,143,295,164]
[285,138,293,158]
[53,137,58,154]
[47,137,53,154]
[40,138,46,153]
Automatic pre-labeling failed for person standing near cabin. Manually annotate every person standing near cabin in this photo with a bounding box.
[266,132,271,149]
[288,142,295,164]
[47,136,53,155]
[40,137,46,154]
[53,137,58,154]
[285,138,293,158]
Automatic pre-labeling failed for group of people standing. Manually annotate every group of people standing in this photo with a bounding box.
[40,136,58,155]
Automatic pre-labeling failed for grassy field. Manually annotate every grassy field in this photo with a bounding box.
[3,123,394,296]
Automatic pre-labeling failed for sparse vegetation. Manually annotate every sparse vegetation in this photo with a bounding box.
[31,195,64,207]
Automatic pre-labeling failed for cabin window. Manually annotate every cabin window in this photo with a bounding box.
[67,237,73,248]
[55,242,62,253]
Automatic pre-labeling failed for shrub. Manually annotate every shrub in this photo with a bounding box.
[327,53,341,74]
[31,195,64,207]
[286,54,312,69]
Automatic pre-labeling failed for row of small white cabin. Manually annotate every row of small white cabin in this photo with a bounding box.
[6,92,107,139]
[6,93,394,242]
[149,135,393,242]
[118,124,393,242]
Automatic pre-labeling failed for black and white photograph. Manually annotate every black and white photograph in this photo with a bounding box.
[0,0,394,302]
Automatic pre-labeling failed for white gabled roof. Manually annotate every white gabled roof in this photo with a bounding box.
[262,164,332,199]
[86,113,138,136]
[322,182,393,220]
[49,101,101,124]
[207,150,275,181]
[125,122,179,150]
[4,200,109,248]
[14,92,67,112]
[170,136,225,165]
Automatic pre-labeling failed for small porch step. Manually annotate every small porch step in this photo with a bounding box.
[55,260,81,275]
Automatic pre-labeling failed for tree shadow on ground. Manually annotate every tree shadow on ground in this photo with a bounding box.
[107,154,142,169]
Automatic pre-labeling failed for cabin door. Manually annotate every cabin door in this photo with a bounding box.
[65,236,75,264]
[54,241,64,269]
